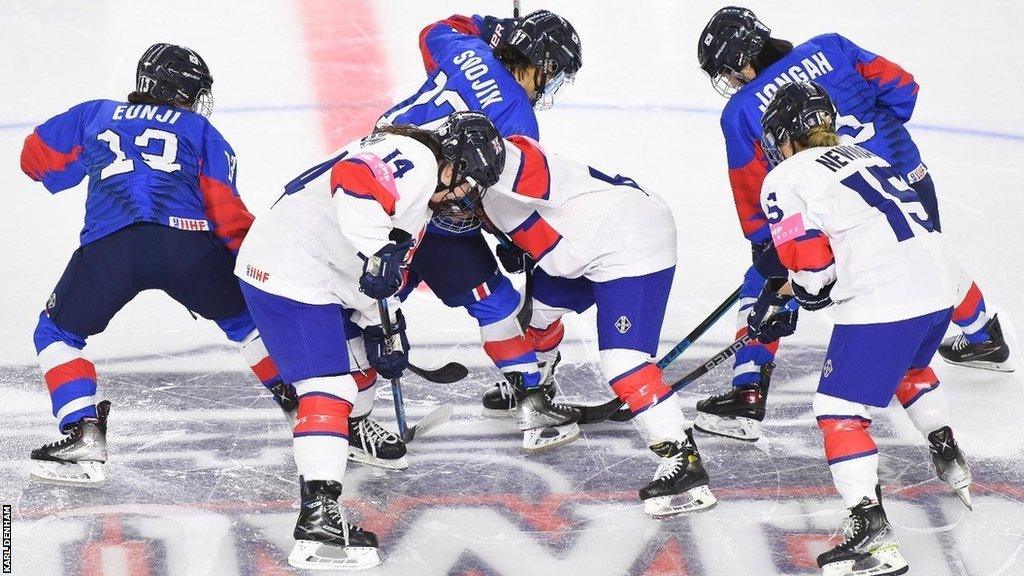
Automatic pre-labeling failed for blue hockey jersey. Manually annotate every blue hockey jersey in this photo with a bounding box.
[378,14,539,140]
[21,99,252,251]
[721,33,922,243]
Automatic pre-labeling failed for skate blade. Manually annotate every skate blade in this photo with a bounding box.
[822,546,908,576]
[30,460,105,487]
[288,540,381,571]
[482,406,517,419]
[941,357,1014,373]
[347,447,409,471]
[522,423,580,454]
[955,486,973,510]
[643,485,717,518]
[693,413,761,442]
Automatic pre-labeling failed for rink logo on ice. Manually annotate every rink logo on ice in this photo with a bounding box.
[615,315,632,334]
[2,504,10,574]
[823,358,833,377]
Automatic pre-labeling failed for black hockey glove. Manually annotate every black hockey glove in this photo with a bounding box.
[363,310,410,380]
[480,16,517,49]
[359,238,412,300]
[496,241,533,274]
[792,279,835,311]
[751,239,788,279]
[747,277,799,344]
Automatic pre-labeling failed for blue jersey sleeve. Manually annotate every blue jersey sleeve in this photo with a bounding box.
[198,123,252,252]
[418,14,482,73]
[721,106,770,242]
[21,101,101,193]
[828,33,919,123]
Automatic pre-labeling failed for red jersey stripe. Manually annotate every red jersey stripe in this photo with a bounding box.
[199,175,254,252]
[510,212,562,260]
[507,135,551,200]
[331,159,398,215]
[419,15,479,73]
[856,56,918,92]
[776,232,835,272]
[21,132,82,181]
[45,358,97,393]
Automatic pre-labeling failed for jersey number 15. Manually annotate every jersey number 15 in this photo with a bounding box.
[842,164,933,242]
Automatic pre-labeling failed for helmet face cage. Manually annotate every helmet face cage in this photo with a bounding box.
[760,82,837,167]
[429,113,506,233]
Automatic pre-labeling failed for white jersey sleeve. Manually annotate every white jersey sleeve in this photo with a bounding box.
[762,144,956,324]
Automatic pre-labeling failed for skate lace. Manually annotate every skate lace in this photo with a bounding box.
[653,452,685,481]
[356,417,399,455]
[496,379,515,400]
[834,515,866,550]
[40,428,79,450]
[322,497,352,541]
[951,333,970,351]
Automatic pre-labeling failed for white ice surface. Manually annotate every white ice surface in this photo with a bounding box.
[1,1,1022,575]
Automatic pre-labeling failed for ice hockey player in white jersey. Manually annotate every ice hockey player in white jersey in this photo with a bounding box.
[474,135,716,517]
[748,81,972,576]
[233,112,505,570]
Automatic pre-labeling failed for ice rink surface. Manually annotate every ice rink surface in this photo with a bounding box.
[1,1,1023,574]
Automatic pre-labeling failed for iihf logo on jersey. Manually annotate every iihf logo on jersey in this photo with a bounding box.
[615,315,632,334]
[822,359,834,378]
[46,292,56,311]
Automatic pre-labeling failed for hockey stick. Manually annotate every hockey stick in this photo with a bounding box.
[377,298,454,442]
[576,302,792,425]
[407,362,469,384]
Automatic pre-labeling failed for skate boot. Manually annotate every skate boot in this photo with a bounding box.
[694,362,774,441]
[512,371,580,453]
[347,413,408,470]
[817,498,908,576]
[928,426,973,509]
[30,400,110,487]
[938,315,1012,372]
[288,479,380,570]
[481,352,560,417]
[640,429,717,517]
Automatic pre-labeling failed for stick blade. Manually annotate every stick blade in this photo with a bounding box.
[408,362,470,384]
[403,403,454,442]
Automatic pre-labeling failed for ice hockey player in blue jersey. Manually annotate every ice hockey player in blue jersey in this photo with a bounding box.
[691,6,1012,442]
[20,44,290,486]
[378,10,582,421]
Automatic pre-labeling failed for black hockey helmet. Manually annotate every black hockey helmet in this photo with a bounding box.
[430,112,506,233]
[760,81,837,167]
[134,43,214,116]
[505,10,582,109]
[697,7,770,97]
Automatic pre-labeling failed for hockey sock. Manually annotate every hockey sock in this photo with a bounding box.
[895,367,949,438]
[34,312,97,431]
[350,370,378,419]
[731,325,779,387]
[527,319,565,368]
[953,277,990,344]
[466,278,542,387]
[606,353,674,414]
[636,393,690,442]
[239,331,284,393]
[814,393,879,507]
[292,375,356,483]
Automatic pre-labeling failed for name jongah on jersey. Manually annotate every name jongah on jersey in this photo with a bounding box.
[755,51,835,112]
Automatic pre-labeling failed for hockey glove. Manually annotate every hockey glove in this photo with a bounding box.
[747,278,799,344]
[363,310,410,380]
[751,239,788,279]
[792,279,835,311]
[480,16,517,49]
[359,238,412,300]
[496,241,533,274]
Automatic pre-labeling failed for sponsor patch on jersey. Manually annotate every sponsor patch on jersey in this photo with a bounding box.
[615,315,632,334]
[906,162,928,184]
[769,213,807,247]
[169,216,210,231]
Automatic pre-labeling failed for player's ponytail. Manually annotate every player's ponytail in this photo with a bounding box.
[374,125,443,163]
[752,37,794,73]
[803,125,841,149]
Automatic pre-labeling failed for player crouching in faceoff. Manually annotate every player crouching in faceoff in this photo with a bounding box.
[20,44,290,487]
[473,136,716,517]
[234,112,505,570]
[749,82,972,576]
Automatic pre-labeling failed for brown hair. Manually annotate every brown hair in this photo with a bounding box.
[752,37,794,73]
[494,45,534,79]
[374,124,443,162]
[799,125,841,149]
[127,91,170,106]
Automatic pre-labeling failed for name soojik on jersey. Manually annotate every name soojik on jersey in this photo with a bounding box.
[755,52,835,112]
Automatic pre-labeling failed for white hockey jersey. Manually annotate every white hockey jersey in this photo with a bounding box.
[479,136,677,282]
[762,144,956,324]
[235,132,438,327]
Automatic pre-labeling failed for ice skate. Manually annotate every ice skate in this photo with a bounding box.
[30,400,110,487]
[817,498,908,576]
[288,480,380,571]
[694,362,773,441]
[481,352,560,417]
[640,429,717,517]
[928,426,973,509]
[347,413,408,470]
[938,315,1013,372]
[512,371,580,453]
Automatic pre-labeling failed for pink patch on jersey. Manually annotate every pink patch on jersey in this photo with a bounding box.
[770,213,807,247]
[350,152,400,203]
